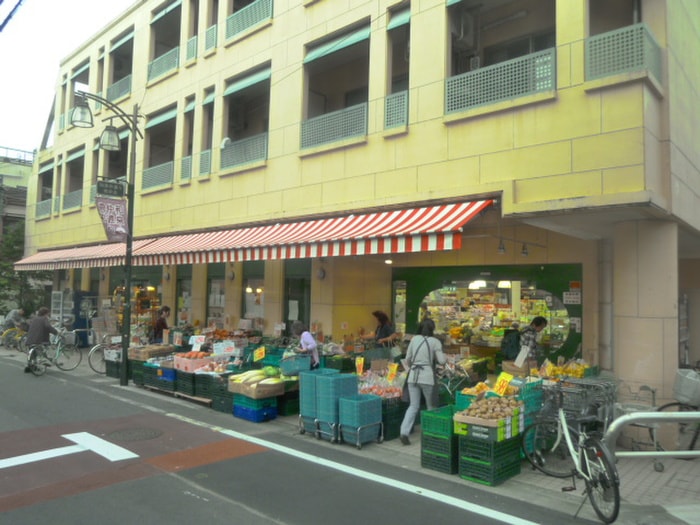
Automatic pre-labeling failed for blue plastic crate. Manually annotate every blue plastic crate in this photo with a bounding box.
[339,394,382,428]
[233,404,277,423]
[316,374,359,423]
[341,422,382,447]
[299,368,339,418]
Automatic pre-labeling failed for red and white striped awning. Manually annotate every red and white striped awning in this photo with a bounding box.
[133,200,493,265]
[14,200,492,270]
[14,239,157,271]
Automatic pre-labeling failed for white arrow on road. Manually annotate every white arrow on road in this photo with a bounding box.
[0,432,139,469]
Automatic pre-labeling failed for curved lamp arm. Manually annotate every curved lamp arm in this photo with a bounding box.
[75,90,144,140]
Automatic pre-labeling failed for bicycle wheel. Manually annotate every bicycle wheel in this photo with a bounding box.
[2,328,18,348]
[522,419,577,478]
[27,347,47,376]
[88,344,107,374]
[55,344,83,371]
[582,437,620,524]
[18,334,28,354]
[657,402,700,454]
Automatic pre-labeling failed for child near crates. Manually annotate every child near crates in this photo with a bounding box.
[292,321,319,370]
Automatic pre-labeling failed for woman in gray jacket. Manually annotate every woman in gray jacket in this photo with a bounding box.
[399,317,446,445]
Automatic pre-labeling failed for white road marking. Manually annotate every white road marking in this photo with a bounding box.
[0,432,138,469]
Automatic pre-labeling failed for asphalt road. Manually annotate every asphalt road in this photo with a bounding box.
[0,349,595,525]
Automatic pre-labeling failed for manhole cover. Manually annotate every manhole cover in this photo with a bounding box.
[107,428,163,442]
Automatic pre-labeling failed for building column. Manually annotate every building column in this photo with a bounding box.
[613,220,678,399]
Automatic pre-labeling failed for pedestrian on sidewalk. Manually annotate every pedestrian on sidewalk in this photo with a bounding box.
[399,317,446,445]
[24,307,58,373]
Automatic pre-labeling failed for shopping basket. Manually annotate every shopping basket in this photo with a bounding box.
[280,354,311,375]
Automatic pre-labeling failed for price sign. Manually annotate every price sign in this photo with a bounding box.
[355,356,364,375]
[253,346,266,362]
[387,362,399,383]
[493,371,514,396]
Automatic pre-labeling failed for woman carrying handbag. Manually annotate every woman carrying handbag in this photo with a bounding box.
[399,317,446,445]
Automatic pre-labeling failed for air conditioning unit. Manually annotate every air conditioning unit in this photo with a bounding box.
[451,11,477,51]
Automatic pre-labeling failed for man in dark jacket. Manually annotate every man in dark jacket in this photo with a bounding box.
[24,307,58,373]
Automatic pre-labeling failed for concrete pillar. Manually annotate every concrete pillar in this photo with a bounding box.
[613,220,678,399]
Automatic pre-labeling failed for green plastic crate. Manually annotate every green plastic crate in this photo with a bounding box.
[458,455,521,486]
[233,394,277,410]
[458,435,520,464]
[421,405,456,437]
[421,449,458,474]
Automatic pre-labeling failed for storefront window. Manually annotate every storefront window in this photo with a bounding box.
[244,278,264,319]
[207,278,225,328]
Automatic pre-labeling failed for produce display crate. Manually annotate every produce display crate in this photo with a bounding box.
[277,390,300,416]
[323,356,355,373]
[106,360,120,379]
[129,360,145,385]
[175,370,196,396]
[422,432,458,456]
[458,455,521,486]
[339,394,382,428]
[453,412,522,442]
[458,434,520,464]
[382,397,408,441]
[142,364,176,391]
[233,404,277,423]
[260,347,285,367]
[316,374,359,424]
[584,365,600,377]
[299,368,340,419]
[211,393,234,413]
[194,373,230,398]
[233,394,277,410]
[421,405,457,437]
[279,354,311,375]
[421,449,458,475]
[174,355,215,373]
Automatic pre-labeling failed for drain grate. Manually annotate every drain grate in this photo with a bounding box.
[107,428,163,442]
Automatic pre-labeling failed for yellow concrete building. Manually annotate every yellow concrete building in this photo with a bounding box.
[16,0,700,403]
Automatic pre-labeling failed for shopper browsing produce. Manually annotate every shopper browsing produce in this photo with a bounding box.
[363,310,397,348]
[292,320,319,370]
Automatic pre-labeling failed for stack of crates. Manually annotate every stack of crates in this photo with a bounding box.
[316,373,359,442]
[458,435,521,486]
[277,390,300,416]
[339,394,383,448]
[210,373,233,413]
[382,397,409,441]
[420,405,458,474]
[233,394,277,422]
[129,360,145,385]
[143,363,176,391]
[175,370,196,396]
[194,373,216,399]
[299,368,339,434]
[514,377,544,455]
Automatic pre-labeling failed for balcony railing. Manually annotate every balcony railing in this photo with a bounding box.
[445,48,556,114]
[199,150,211,176]
[225,0,272,40]
[181,155,192,181]
[585,23,662,84]
[36,199,52,218]
[62,190,82,210]
[106,75,132,101]
[301,103,368,149]
[186,35,198,61]
[142,161,174,189]
[148,47,180,81]
[221,133,268,169]
[385,91,408,129]
[205,24,217,50]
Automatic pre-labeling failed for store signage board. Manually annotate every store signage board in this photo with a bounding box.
[563,291,581,304]
[96,180,125,197]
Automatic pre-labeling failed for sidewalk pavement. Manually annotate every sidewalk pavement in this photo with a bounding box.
[3,345,699,524]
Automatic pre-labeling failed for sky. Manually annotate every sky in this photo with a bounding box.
[0,0,136,154]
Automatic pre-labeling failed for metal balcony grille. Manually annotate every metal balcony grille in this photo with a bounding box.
[142,161,174,189]
[36,199,52,218]
[53,197,60,214]
[181,156,192,181]
[199,150,211,175]
[585,23,661,83]
[301,103,368,149]
[225,0,273,40]
[186,36,198,61]
[385,90,408,129]
[61,190,82,210]
[205,25,217,50]
[107,75,132,101]
[89,184,97,204]
[445,49,556,114]
[221,133,268,169]
[59,113,65,131]
[148,47,180,81]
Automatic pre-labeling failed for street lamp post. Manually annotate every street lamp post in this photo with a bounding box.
[71,92,142,386]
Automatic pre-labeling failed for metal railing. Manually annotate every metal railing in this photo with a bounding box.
[106,75,132,101]
[205,24,217,50]
[385,90,408,129]
[142,161,174,189]
[221,133,268,169]
[225,0,273,40]
[181,155,192,181]
[300,103,368,149]
[148,47,180,81]
[186,35,198,61]
[61,190,83,210]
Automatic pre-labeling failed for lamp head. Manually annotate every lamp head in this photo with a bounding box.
[71,97,94,128]
[99,124,121,152]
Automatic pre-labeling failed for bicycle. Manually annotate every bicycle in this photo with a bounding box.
[2,323,28,352]
[655,368,700,454]
[521,383,621,524]
[87,333,122,374]
[26,328,83,376]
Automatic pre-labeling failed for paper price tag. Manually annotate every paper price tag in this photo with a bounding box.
[253,346,266,362]
[494,371,514,396]
[387,362,398,383]
[355,356,364,375]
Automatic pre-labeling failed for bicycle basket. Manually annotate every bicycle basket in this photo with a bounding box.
[673,368,700,406]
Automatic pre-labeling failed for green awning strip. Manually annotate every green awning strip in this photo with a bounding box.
[223,67,271,96]
[111,31,134,51]
[39,161,55,174]
[145,107,178,129]
[202,92,215,105]
[152,0,182,24]
[446,0,462,6]
[304,25,370,64]
[65,149,85,163]
[387,7,410,30]
[71,62,90,80]
[184,100,195,112]
[119,129,130,140]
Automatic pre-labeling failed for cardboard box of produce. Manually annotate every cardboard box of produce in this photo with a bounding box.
[128,344,175,360]
[228,380,285,399]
